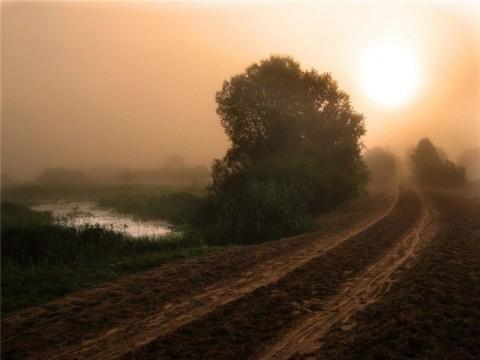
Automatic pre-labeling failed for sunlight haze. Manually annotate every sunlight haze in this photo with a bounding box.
[2,1,479,181]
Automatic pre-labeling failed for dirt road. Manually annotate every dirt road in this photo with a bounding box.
[304,189,480,359]
[125,187,422,359]
[2,188,394,359]
[4,186,477,359]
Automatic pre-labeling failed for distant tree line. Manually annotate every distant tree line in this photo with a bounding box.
[410,138,466,187]
[457,147,480,181]
[362,147,398,184]
[33,161,210,186]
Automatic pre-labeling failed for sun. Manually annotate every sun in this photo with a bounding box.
[361,41,422,107]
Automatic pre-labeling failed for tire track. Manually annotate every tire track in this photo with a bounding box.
[260,190,436,360]
[2,188,396,360]
[312,189,480,359]
[125,187,420,360]
[49,190,399,360]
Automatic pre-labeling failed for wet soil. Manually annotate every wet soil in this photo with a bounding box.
[125,188,421,360]
[300,189,480,360]
[1,188,394,359]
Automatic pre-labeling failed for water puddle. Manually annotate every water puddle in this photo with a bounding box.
[30,201,171,238]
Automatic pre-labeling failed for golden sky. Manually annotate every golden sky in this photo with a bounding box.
[2,1,479,180]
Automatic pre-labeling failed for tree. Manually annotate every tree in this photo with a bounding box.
[204,56,368,244]
[410,138,466,187]
[363,147,398,184]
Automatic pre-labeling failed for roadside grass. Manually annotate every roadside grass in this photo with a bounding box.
[1,202,214,314]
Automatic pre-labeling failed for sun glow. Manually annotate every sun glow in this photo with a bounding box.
[361,41,422,107]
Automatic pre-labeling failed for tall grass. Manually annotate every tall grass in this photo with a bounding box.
[98,192,203,224]
[1,202,212,314]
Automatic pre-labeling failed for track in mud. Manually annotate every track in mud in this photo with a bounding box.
[125,188,423,359]
[308,190,480,360]
[261,189,436,359]
[3,187,474,360]
[1,188,395,360]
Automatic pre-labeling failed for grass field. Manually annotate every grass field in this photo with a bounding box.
[1,202,214,314]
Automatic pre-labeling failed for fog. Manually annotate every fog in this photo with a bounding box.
[2,1,479,182]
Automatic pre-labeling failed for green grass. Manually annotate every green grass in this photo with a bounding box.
[1,202,215,314]
[2,247,213,314]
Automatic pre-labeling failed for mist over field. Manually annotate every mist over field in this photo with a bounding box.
[1,2,480,360]
[2,1,479,182]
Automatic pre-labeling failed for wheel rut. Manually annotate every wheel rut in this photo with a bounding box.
[125,187,422,360]
[260,189,436,359]
[1,188,395,360]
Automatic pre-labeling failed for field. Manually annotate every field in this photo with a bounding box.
[2,185,479,359]
[0,201,213,314]
[3,2,478,359]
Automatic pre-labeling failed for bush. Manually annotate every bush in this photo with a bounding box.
[202,152,366,244]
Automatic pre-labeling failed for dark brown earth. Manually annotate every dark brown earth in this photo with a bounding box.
[125,188,422,360]
[298,189,480,360]
[1,187,394,359]
[3,186,478,360]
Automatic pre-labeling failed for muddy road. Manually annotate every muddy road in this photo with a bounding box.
[2,186,478,359]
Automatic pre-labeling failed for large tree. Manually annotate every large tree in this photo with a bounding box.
[215,55,365,170]
[206,56,368,243]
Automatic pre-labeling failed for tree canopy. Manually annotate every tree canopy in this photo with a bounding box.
[205,56,368,244]
[215,55,365,168]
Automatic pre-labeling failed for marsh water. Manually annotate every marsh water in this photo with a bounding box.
[30,201,172,238]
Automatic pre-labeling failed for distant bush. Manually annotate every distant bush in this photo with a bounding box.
[363,147,398,184]
[410,138,466,187]
[99,192,202,225]
[457,147,480,181]
[115,166,210,185]
[36,167,89,186]
[202,56,368,244]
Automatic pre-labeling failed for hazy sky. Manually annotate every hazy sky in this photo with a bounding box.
[2,1,479,181]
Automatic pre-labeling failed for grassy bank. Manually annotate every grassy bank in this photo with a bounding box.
[1,202,214,314]
[98,192,203,224]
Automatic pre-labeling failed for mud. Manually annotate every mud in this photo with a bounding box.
[124,188,421,359]
[301,190,480,359]
[1,188,394,359]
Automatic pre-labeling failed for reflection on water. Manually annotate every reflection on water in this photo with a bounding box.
[30,201,171,238]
